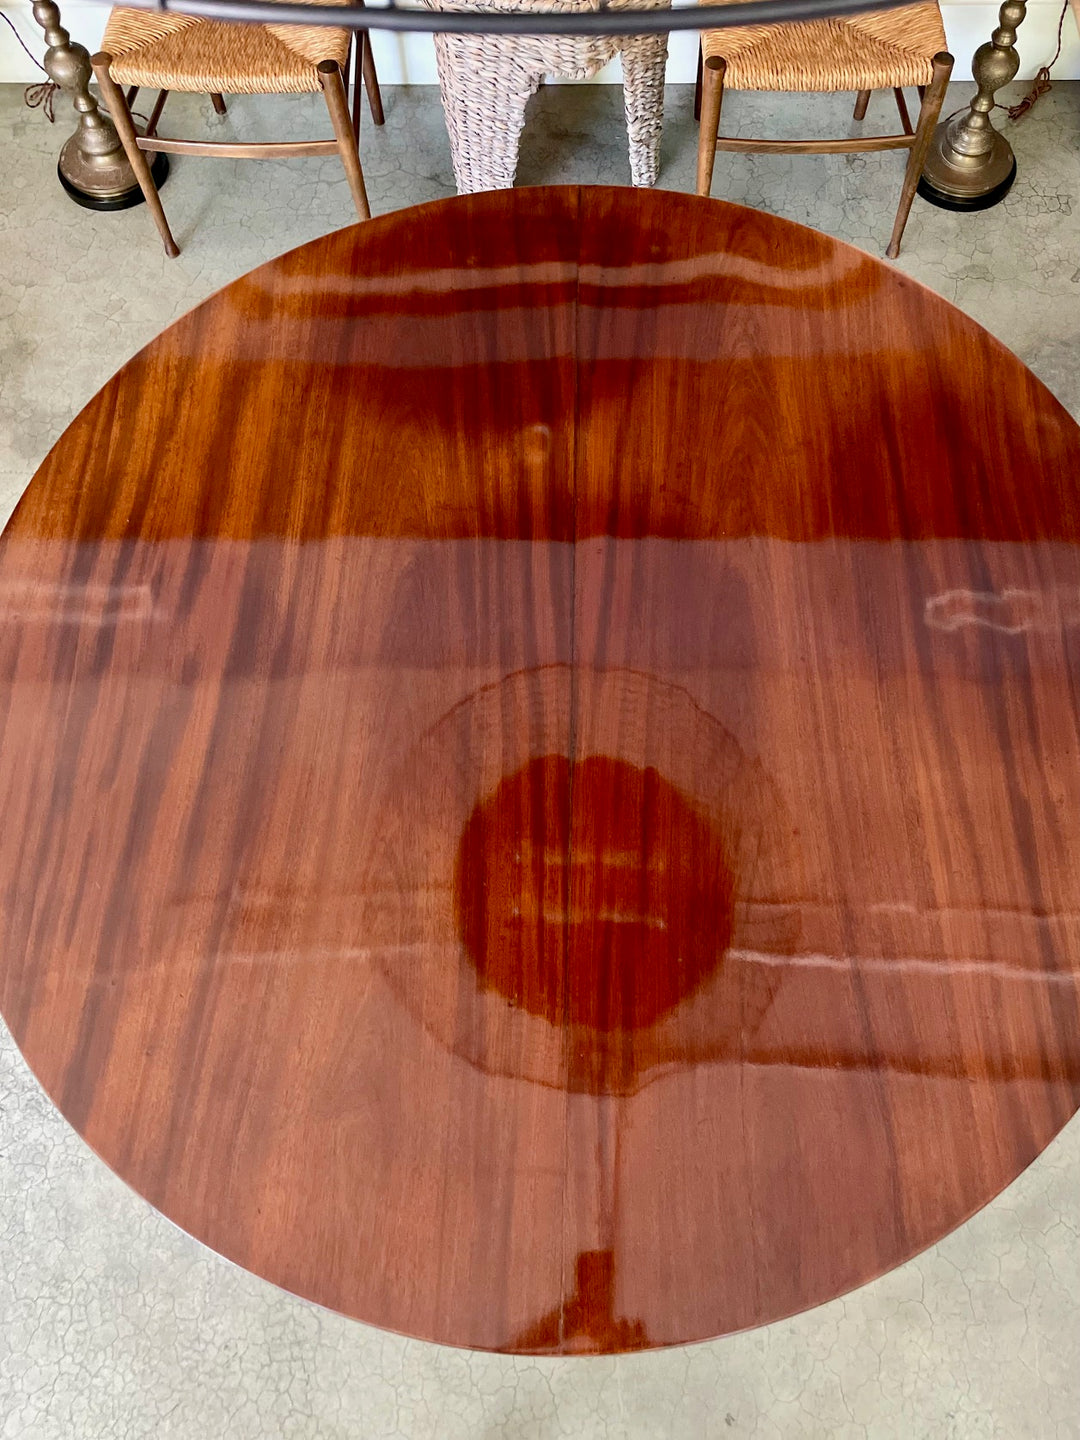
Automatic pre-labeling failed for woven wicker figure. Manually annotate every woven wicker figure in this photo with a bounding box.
[428,0,670,192]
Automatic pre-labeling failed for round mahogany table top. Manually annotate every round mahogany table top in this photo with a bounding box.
[3,187,1080,1354]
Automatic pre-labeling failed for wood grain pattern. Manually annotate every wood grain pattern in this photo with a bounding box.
[2,187,1080,1353]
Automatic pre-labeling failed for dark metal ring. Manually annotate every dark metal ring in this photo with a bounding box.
[138,0,922,37]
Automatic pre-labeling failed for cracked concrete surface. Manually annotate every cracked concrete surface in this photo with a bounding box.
[1,78,1080,1439]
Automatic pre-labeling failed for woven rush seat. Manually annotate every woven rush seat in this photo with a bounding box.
[101,6,351,94]
[700,4,948,92]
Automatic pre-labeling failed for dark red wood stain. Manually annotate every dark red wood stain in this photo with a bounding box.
[456,754,735,1034]
[2,188,1080,1352]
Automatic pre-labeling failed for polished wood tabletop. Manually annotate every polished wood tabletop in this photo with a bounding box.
[3,187,1080,1354]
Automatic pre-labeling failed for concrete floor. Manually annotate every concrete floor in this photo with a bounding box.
[1,77,1080,1438]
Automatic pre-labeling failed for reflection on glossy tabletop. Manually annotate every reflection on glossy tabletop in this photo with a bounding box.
[2,188,1080,1354]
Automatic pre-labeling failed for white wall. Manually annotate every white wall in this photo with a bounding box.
[2,0,1078,84]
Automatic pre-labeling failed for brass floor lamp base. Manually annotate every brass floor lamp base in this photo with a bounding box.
[917,120,1017,211]
[58,142,169,210]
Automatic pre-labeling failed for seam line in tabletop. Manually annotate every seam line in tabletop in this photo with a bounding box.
[559,183,585,1355]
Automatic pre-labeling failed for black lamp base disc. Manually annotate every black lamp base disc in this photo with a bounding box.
[917,160,1017,212]
[58,151,170,212]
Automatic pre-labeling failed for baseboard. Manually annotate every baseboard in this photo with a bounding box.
[2,2,1078,85]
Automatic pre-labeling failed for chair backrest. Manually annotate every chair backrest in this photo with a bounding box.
[423,0,670,73]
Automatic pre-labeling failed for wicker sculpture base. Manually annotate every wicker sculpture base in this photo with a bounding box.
[427,0,669,193]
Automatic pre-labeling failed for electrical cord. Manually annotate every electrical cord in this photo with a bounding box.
[999,0,1070,119]
[3,12,153,125]
[1,10,58,120]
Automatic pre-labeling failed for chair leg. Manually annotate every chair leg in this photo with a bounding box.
[893,86,913,135]
[346,39,360,140]
[694,44,703,122]
[621,32,668,187]
[887,50,953,258]
[853,89,871,120]
[345,0,384,129]
[433,36,538,193]
[145,89,169,138]
[695,55,725,197]
[210,93,227,115]
[356,0,385,127]
[91,53,179,257]
[318,59,370,221]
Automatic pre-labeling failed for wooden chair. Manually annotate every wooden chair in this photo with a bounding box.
[694,2,953,257]
[91,3,384,257]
